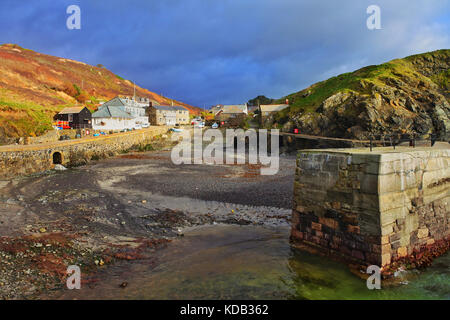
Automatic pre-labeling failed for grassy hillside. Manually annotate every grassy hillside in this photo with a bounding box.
[275,49,449,117]
[0,43,201,140]
[0,93,60,138]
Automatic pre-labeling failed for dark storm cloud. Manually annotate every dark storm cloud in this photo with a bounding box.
[0,0,448,107]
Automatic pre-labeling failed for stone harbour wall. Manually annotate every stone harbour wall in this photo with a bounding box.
[290,147,450,269]
[0,126,169,180]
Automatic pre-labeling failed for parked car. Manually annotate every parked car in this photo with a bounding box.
[135,124,142,130]
[191,117,203,125]
[59,135,71,141]
[211,122,219,129]
[142,123,150,128]
[194,122,205,128]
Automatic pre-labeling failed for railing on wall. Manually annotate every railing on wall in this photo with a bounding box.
[279,131,444,152]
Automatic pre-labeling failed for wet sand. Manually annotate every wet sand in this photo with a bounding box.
[0,149,295,299]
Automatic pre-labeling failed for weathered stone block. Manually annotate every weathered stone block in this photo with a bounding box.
[381,253,391,266]
[397,247,408,258]
[359,173,379,194]
[331,201,341,210]
[381,243,391,253]
[347,225,360,234]
[311,222,322,231]
[327,189,353,204]
[291,228,304,240]
[381,223,394,236]
[417,228,429,239]
[319,217,338,229]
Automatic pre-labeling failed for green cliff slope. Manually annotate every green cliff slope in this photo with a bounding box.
[270,49,450,140]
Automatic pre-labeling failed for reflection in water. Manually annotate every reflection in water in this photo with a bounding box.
[49,224,449,300]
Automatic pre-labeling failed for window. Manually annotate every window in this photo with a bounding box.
[68,114,73,122]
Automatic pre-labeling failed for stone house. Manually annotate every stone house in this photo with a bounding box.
[210,105,223,114]
[148,105,189,126]
[54,106,92,129]
[214,104,248,122]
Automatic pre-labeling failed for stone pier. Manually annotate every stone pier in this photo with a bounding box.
[290,146,449,269]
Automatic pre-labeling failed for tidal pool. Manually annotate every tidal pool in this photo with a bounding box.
[51,224,449,300]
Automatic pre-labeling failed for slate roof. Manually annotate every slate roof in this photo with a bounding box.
[101,97,126,107]
[92,105,133,119]
[58,107,86,114]
[102,96,148,108]
[221,104,247,114]
[259,104,289,113]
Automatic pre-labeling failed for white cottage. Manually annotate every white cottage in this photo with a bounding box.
[92,105,133,131]
[100,96,149,128]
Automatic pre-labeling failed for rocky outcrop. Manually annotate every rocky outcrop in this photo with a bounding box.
[278,50,450,141]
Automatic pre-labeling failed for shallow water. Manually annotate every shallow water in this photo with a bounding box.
[52,224,449,300]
